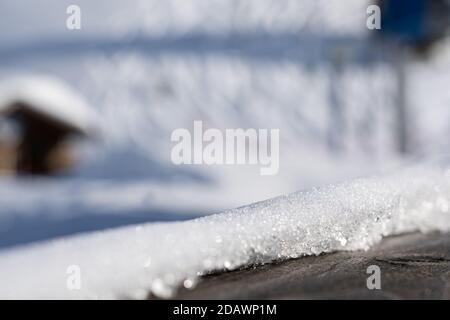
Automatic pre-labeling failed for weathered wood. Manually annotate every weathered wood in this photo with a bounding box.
[172,232,450,300]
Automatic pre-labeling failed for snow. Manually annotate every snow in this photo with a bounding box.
[0,0,450,300]
[0,0,368,47]
[0,34,398,248]
[0,75,98,135]
[0,162,449,299]
[0,150,386,248]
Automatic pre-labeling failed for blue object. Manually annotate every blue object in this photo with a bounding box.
[380,0,428,44]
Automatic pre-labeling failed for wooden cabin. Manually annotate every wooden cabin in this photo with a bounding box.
[0,77,95,176]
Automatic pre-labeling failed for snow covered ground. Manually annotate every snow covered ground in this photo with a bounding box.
[0,0,404,248]
[0,0,450,299]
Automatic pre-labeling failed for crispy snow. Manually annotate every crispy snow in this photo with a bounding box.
[0,164,449,299]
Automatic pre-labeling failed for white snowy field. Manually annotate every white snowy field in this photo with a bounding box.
[0,38,449,249]
[1,0,450,299]
[0,0,368,47]
[0,162,449,299]
[0,0,408,248]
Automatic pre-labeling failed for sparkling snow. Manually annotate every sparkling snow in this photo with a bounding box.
[0,163,449,299]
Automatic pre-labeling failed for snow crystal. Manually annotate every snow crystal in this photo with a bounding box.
[0,163,449,299]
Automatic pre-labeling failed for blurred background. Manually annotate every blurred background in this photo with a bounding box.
[1,0,450,249]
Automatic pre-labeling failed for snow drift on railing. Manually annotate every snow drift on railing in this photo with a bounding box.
[0,163,450,299]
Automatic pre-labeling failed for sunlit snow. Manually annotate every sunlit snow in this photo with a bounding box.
[0,163,449,299]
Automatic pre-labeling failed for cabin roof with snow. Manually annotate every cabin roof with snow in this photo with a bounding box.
[0,76,96,136]
[0,76,97,175]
